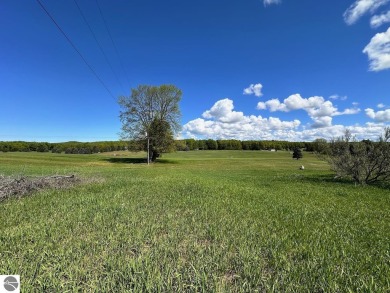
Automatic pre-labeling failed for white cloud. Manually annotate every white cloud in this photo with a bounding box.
[243,83,263,97]
[370,10,390,27]
[298,123,387,141]
[183,115,388,141]
[343,0,390,25]
[182,92,388,141]
[311,116,333,128]
[182,97,386,141]
[183,116,301,140]
[183,98,301,140]
[329,94,348,100]
[378,103,386,108]
[363,27,390,71]
[365,107,390,121]
[256,102,266,110]
[263,0,281,6]
[257,94,360,117]
[307,100,338,117]
[284,94,324,111]
[257,94,360,128]
[336,108,362,115]
[202,98,245,123]
[257,98,287,112]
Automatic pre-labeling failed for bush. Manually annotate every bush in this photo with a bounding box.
[326,128,390,185]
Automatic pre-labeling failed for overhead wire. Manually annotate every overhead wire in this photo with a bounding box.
[73,0,126,94]
[95,0,131,90]
[36,0,117,101]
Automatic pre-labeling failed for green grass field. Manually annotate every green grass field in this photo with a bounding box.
[0,150,389,292]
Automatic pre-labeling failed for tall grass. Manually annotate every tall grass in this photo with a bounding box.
[0,151,389,292]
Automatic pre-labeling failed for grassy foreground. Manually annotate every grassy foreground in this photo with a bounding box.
[0,151,389,292]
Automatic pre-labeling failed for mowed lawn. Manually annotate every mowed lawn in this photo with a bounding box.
[0,151,389,292]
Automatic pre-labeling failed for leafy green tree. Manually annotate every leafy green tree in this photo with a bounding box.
[184,139,197,150]
[292,147,303,160]
[36,142,49,152]
[205,139,218,150]
[312,138,329,154]
[147,118,175,161]
[118,84,182,162]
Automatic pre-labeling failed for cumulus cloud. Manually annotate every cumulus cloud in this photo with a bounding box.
[342,1,390,71]
[311,116,333,128]
[257,94,360,128]
[183,115,387,142]
[298,123,388,141]
[257,99,287,112]
[365,107,390,121]
[370,10,390,27]
[182,98,388,141]
[243,83,263,97]
[378,103,386,108]
[363,27,390,71]
[183,98,300,140]
[343,0,390,25]
[202,98,245,123]
[263,0,281,6]
[183,116,300,140]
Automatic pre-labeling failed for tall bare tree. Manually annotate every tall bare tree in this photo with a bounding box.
[326,128,390,185]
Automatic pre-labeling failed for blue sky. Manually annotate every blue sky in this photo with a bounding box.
[1,0,390,142]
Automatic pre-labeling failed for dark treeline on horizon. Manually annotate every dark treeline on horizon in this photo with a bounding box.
[0,139,317,153]
[175,139,311,151]
[0,141,128,154]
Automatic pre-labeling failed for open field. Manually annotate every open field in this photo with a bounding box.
[0,150,389,292]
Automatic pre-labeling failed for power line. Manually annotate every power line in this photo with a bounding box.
[95,0,131,90]
[73,0,126,94]
[36,0,116,100]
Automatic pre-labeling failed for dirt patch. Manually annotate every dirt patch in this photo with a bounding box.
[0,174,80,201]
[222,270,240,284]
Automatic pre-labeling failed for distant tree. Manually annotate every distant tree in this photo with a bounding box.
[312,138,329,154]
[326,128,390,185]
[175,140,187,151]
[292,147,303,160]
[184,139,197,150]
[118,84,182,162]
[205,139,218,150]
[197,140,206,150]
[36,143,49,152]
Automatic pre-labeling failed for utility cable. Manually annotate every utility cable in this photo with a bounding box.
[36,0,116,100]
[73,0,126,94]
[95,0,131,90]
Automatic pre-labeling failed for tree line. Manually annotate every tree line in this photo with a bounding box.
[0,139,316,154]
[0,141,127,154]
[175,139,310,151]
